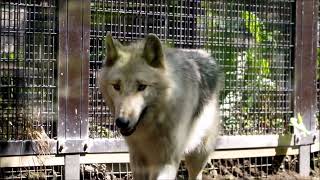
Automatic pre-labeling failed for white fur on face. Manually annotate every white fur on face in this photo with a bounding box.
[117,94,145,122]
[98,64,160,124]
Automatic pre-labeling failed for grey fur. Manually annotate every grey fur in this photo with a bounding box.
[164,49,222,119]
[98,34,222,180]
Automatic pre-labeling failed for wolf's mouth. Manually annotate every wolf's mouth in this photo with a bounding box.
[120,106,149,136]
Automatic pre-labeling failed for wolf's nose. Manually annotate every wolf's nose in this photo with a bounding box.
[115,117,129,129]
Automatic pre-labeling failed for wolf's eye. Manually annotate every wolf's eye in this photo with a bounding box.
[112,84,121,91]
[137,84,147,91]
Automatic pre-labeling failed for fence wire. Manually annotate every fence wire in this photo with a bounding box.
[89,0,294,137]
[81,163,131,180]
[0,165,64,179]
[0,0,58,140]
[311,151,320,176]
[78,154,305,179]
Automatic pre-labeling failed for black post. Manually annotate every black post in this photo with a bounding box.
[58,0,90,179]
[294,0,318,176]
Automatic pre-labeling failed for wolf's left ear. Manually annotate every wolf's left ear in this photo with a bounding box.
[105,33,121,67]
[143,34,164,68]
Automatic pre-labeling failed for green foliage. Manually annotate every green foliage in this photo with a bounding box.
[241,11,274,44]
[201,3,284,134]
[89,125,121,139]
[90,1,290,134]
[1,52,15,60]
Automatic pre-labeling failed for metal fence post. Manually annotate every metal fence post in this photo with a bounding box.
[58,0,90,179]
[294,0,318,176]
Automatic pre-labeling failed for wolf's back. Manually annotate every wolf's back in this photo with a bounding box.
[164,48,222,118]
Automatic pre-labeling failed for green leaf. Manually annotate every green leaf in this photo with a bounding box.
[259,58,270,75]
[241,11,263,43]
[9,52,15,60]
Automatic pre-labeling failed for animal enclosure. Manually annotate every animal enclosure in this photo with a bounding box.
[0,0,319,179]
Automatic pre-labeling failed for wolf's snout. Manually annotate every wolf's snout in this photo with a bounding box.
[115,117,130,129]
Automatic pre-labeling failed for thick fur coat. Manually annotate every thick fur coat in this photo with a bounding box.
[98,34,222,180]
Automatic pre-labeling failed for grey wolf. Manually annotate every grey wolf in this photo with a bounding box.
[98,33,222,180]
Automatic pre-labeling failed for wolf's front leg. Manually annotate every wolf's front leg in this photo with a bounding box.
[130,163,150,180]
[131,163,178,180]
[132,169,149,180]
[154,163,179,180]
[130,157,151,180]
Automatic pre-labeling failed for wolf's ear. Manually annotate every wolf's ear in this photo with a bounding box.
[105,33,121,67]
[143,34,164,68]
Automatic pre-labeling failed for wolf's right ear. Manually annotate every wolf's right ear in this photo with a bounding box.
[104,33,120,67]
[143,34,164,68]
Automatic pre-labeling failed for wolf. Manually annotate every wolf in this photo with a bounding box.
[98,33,222,180]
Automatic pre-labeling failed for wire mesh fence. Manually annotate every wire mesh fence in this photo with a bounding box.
[89,0,294,137]
[81,163,131,180]
[0,0,58,140]
[206,1,294,135]
[311,151,320,176]
[78,154,305,180]
[207,155,300,179]
[0,152,317,179]
[0,165,64,179]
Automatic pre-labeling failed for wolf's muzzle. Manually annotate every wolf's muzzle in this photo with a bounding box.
[116,106,149,137]
[116,117,134,136]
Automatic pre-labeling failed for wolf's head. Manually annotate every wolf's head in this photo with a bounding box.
[98,34,170,136]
